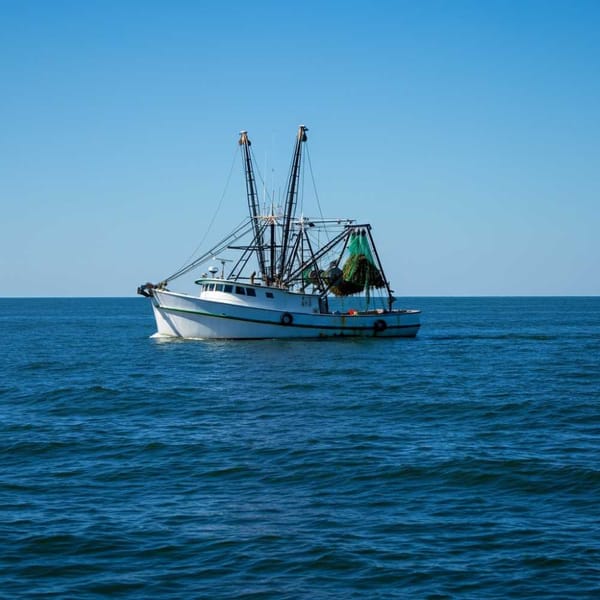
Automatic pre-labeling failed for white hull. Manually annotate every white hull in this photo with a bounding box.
[150,288,420,340]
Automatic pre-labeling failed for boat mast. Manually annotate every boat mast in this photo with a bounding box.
[278,125,308,281]
[239,131,267,279]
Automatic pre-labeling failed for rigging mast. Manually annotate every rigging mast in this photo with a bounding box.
[278,125,308,280]
[239,131,267,278]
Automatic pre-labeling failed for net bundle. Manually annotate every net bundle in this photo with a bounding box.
[330,231,385,296]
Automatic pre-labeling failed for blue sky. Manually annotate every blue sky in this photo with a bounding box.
[1,0,599,296]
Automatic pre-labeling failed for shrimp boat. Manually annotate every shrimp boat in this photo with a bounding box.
[137,126,420,339]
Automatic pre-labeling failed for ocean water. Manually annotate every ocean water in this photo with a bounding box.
[1,297,599,599]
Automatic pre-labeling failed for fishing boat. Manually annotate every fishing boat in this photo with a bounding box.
[137,126,420,339]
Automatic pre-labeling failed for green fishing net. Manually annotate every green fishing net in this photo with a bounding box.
[330,231,385,296]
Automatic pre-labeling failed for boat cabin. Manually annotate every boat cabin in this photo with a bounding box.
[195,278,325,314]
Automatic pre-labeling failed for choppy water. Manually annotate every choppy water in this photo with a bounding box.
[1,297,599,598]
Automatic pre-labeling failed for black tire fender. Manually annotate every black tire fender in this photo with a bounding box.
[281,312,293,326]
[374,319,387,332]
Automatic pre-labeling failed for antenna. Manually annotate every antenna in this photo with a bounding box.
[213,256,232,279]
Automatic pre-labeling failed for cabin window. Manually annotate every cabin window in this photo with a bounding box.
[223,285,233,293]
[266,292,274,299]
[209,284,216,291]
[235,286,246,295]
[246,288,256,297]
[216,284,224,292]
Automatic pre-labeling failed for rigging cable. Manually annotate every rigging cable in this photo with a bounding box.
[304,145,330,268]
[249,145,273,210]
[305,146,326,224]
[166,145,240,282]
[164,217,253,282]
